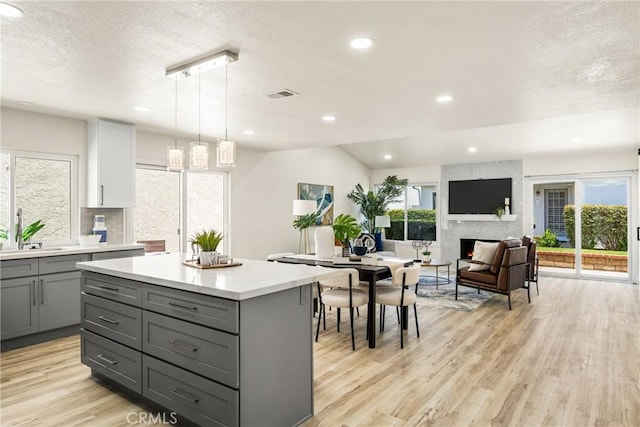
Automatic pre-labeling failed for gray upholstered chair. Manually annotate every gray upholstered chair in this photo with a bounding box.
[376,265,421,348]
[315,268,368,350]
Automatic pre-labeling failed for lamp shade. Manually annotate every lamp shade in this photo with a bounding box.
[293,200,317,215]
[375,215,391,228]
[166,146,184,171]
[190,141,209,170]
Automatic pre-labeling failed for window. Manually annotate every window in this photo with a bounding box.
[384,182,438,242]
[133,167,181,252]
[133,166,228,253]
[0,150,78,246]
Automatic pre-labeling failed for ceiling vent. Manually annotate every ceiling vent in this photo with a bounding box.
[266,89,299,99]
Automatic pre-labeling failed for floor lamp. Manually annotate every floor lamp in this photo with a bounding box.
[293,200,318,254]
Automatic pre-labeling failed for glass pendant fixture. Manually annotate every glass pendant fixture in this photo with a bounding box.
[217,61,236,168]
[167,79,184,171]
[190,74,209,170]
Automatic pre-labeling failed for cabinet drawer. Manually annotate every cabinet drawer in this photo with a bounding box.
[81,329,142,394]
[143,284,238,333]
[38,254,90,274]
[143,355,238,427]
[91,249,144,261]
[1,259,38,279]
[82,293,141,350]
[143,311,238,389]
[82,271,142,306]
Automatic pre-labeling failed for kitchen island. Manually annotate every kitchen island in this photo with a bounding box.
[76,253,339,427]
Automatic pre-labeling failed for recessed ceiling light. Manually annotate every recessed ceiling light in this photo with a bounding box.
[572,137,582,143]
[0,2,24,17]
[243,130,254,135]
[18,101,36,106]
[322,115,336,122]
[468,147,477,153]
[436,95,454,103]
[134,106,150,112]
[384,154,392,160]
[350,37,373,49]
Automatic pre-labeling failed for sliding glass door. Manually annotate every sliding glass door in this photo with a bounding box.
[527,174,631,281]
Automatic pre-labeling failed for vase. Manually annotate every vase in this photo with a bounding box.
[314,226,334,260]
[374,232,383,251]
[199,251,218,266]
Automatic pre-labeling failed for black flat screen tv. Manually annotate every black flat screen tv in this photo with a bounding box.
[448,178,512,214]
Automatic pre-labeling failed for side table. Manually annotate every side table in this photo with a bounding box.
[419,260,452,290]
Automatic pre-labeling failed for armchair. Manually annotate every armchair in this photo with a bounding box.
[455,239,529,310]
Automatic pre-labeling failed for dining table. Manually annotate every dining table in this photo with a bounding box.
[271,255,414,348]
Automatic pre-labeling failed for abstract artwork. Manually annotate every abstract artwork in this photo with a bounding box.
[297,183,334,225]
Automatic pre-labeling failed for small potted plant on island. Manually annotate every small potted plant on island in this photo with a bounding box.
[190,229,224,266]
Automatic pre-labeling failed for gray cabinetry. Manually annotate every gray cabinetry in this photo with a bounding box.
[91,248,144,261]
[81,272,314,427]
[0,276,38,339]
[1,249,143,343]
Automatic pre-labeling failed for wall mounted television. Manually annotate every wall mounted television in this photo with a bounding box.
[448,178,512,214]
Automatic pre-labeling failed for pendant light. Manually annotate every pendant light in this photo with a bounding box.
[217,60,236,168]
[190,73,209,170]
[166,79,184,171]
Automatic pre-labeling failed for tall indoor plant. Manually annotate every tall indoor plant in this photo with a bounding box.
[346,175,408,246]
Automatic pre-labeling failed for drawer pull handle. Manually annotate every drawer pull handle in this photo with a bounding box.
[169,339,198,353]
[168,301,198,311]
[98,284,120,292]
[97,315,120,324]
[170,387,199,404]
[96,354,118,365]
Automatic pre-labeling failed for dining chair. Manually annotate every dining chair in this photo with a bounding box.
[315,268,368,350]
[377,265,421,348]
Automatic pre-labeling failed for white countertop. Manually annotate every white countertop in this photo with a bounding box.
[76,252,340,301]
[0,243,145,261]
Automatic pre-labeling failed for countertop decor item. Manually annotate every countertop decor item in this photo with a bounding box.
[182,259,242,269]
[190,229,224,266]
[332,214,361,257]
[77,234,101,247]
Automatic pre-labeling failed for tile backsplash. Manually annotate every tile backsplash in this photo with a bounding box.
[80,208,123,244]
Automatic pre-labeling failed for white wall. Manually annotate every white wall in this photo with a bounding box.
[523,147,636,176]
[229,146,369,260]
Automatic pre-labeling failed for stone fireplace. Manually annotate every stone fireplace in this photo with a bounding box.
[460,238,500,259]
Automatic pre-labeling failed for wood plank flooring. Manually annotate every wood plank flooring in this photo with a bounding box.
[1,277,638,426]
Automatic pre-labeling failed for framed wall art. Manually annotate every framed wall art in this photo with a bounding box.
[297,182,334,225]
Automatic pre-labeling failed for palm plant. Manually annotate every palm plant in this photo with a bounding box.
[346,175,408,232]
[190,229,224,251]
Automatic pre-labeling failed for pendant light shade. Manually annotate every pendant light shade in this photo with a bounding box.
[167,79,184,171]
[216,139,236,168]
[189,73,209,170]
[190,141,209,170]
[216,60,237,168]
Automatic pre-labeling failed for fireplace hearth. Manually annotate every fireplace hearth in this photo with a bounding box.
[460,238,500,259]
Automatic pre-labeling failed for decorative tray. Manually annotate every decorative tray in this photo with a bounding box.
[182,259,243,269]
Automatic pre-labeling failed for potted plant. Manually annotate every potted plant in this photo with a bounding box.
[347,175,408,249]
[16,220,46,245]
[0,227,7,250]
[190,229,224,265]
[422,250,432,263]
[332,214,361,257]
[493,206,505,220]
[293,212,319,254]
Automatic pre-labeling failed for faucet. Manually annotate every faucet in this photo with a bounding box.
[16,208,24,250]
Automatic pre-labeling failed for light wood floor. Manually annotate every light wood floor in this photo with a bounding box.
[1,277,638,426]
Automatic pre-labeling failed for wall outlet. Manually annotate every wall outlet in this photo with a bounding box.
[300,286,310,305]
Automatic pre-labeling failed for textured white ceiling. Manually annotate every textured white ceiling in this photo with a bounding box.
[2,1,638,168]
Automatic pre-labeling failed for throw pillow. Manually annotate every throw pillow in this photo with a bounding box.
[468,241,499,272]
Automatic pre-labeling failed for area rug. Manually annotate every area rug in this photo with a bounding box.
[415,276,494,312]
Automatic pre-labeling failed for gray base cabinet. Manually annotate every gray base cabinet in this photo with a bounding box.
[81,271,314,427]
[1,248,144,342]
